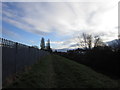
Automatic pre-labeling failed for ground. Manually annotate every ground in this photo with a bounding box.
[6,54,118,88]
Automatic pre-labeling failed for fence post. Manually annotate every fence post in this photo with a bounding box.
[15,43,18,53]
[15,42,18,73]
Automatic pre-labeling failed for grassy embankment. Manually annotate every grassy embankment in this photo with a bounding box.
[6,54,118,88]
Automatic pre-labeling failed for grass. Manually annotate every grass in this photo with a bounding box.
[5,54,118,88]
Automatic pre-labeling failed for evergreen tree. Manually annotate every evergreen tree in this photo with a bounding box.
[40,37,45,50]
[46,39,50,50]
[46,39,52,52]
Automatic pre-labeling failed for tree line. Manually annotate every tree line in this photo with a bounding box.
[76,33,106,50]
[53,33,120,79]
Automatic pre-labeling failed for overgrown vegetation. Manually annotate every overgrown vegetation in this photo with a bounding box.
[54,45,120,79]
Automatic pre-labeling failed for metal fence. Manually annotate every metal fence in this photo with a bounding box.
[1,38,49,83]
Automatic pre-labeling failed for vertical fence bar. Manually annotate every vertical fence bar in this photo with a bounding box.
[15,42,18,73]
[1,38,49,84]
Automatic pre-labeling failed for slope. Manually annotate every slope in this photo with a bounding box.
[6,54,118,88]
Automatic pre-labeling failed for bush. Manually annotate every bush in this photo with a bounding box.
[54,46,120,79]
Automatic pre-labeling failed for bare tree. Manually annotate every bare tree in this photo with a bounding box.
[76,33,93,50]
[82,33,87,49]
[81,33,93,49]
[86,34,92,49]
[94,36,105,47]
[75,36,85,49]
[76,33,105,49]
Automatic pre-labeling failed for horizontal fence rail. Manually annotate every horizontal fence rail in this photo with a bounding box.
[0,38,28,48]
[1,38,50,83]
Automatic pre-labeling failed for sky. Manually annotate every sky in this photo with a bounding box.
[1,0,119,49]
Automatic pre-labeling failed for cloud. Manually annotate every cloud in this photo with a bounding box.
[51,41,64,44]
[29,40,37,45]
[69,44,78,48]
[2,28,22,39]
[2,1,119,49]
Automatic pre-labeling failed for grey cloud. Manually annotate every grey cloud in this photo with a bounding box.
[69,44,78,47]
[62,40,72,45]
[87,11,97,25]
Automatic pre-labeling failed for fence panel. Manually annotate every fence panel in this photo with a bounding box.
[1,38,50,83]
[2,47,16,82]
